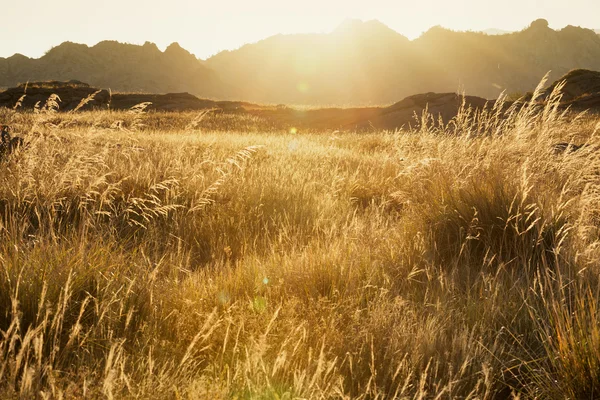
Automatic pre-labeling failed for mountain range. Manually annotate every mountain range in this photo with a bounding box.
[0,41,224,97]
[2,19,600,105]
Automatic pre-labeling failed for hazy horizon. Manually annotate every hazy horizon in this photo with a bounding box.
[2,0,599,60]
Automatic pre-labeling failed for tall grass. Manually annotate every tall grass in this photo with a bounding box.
[1,84,600,398]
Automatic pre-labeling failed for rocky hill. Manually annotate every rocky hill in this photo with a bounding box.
[0,81,253,112]
[2,20,600,106]
[0,41,223,98]
[3,69,600,131]
[543,69,600,101]
[541,69,600,112]
[0,81,492,131]
[206,19,600,104]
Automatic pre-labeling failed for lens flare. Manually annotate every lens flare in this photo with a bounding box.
[296,82,310,93]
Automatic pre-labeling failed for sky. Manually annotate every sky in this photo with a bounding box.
[1,0,599,60]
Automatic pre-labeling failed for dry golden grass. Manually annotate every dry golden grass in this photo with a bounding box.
[1,82,600,398]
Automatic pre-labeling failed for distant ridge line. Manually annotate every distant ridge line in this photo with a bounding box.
[2,19,600,105]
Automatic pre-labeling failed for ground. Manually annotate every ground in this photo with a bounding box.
[1,96,600,399]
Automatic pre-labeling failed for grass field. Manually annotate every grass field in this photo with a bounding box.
[2,85,600,399]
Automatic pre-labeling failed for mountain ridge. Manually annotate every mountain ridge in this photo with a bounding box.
[0,40,224,98]
[204,18,600,104]
[2,19,600,105]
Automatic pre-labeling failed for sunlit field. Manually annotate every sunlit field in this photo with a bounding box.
[2,83,600,399]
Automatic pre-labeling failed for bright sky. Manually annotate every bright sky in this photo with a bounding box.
[1,0,598,60]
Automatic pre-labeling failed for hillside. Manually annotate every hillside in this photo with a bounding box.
[0,80,490,131]
[206,19,431,105]
[2,19,600,105]
[206,18,600,104]
[0,41,223,97]
[0,81,259,113]
[4,69,600,131]
[543,69,600,100]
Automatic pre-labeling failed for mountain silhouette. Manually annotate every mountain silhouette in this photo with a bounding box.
[2,19,600,105]
[206,18,600,104]
[0,41,223,97]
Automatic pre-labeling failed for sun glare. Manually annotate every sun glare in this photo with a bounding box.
[2,0,600,59]
[296,82,310,93]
